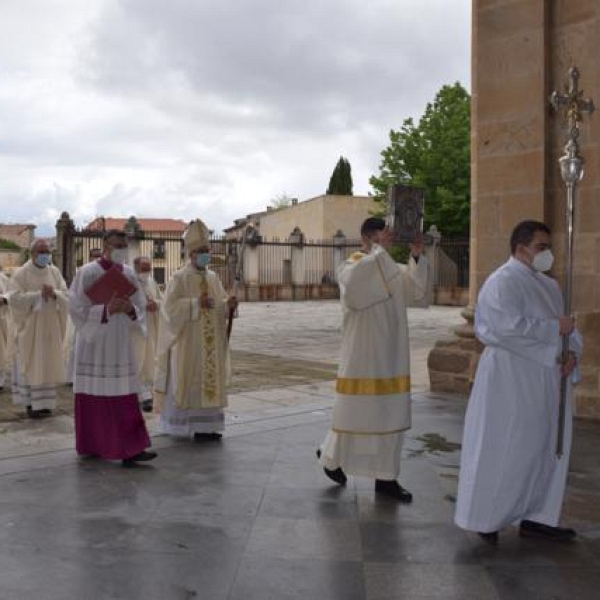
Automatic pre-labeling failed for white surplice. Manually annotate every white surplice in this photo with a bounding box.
[154,264,230,436]
[69,261,146,397]
[8,261,69,409]
[455,257,583,533]
[133,276,162,402]
[319,244,428,479]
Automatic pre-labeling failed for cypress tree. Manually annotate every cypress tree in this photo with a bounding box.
[326,156,353,195]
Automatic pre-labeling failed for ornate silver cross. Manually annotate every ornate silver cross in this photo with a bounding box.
[549,67,594,458]
[550,66,595,140]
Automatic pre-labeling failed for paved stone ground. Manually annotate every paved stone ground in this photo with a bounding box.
[0,302,599,599]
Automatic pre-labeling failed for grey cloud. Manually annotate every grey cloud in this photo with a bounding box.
[0,1,469,236]
[81,0,470,133]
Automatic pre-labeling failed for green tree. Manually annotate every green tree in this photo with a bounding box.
[369,82,471,235]
[326,156,353,195]
[0,237,20,250]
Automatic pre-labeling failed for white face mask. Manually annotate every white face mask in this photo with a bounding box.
[195,253,211,269]
[111,248,129,265]
[532,248,554,272]
[138,272,150,283]
[34,253,52,268]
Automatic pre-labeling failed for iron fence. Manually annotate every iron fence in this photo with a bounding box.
[69,229,364,289]
[66,226,469,297]
[438,236,470,288]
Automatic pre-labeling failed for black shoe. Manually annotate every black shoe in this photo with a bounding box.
[323,466,347,486]
[141,399,153,413]
[375,479,413,503]
[193,432,223,442]
[316,448,347,485]
[478,531,499,544]
[39,408,52,415]
[121,450,157,467]
[519,520,576,541]
[26,406,43,419]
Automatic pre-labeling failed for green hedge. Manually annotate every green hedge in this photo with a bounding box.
[0,238,21,250]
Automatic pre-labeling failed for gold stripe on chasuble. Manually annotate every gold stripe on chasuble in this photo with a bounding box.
[335,375,411,395]
[349,252,366,263]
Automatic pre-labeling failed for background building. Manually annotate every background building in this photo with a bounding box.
[257,194,378,241]
[83,217,188,285]
[0,223,37,274]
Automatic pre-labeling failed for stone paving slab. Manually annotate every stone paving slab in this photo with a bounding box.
[0,392,598,599]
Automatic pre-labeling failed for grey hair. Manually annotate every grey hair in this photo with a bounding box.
[30,239,50,253]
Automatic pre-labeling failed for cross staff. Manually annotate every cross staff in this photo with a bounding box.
[549,67,594,457]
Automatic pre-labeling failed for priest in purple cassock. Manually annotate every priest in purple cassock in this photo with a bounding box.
[69,229,156,467]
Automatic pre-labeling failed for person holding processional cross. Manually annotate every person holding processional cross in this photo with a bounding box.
[154,218,238,441]
[454,221,582,543]
[456,67,594,544]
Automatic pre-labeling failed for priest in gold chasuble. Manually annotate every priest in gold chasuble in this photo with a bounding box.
[318,218,429,501]
[154,219,237,439]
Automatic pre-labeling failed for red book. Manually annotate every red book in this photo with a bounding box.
[85,266,138,305]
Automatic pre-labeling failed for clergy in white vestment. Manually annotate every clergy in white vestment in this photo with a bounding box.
[0,268,13,390]
[8,240,68,418]
[455,220,581,543]
[154,218,237,441]
[132,255,162,413]
[318,217,429,502]
[70,230,156,467]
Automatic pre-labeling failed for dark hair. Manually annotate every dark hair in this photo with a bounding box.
[510,220,551,254]
[360,217,386,237]
[103,229,127,242]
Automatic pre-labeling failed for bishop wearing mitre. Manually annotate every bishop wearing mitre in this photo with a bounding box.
[154,218,237,440]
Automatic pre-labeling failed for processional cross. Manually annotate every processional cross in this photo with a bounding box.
[549,67,594,457]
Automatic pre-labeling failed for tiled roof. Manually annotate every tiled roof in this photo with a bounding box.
[85,217,188,233]
[0,223,36,234]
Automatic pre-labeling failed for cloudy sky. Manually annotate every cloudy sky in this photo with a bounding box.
[0,0,470,236]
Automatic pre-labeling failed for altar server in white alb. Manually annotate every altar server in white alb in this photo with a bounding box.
[318,217,429,502]
[154,219,237,441]
[9,239,69,418]
[132,255,162,413]
[455,220,581,543]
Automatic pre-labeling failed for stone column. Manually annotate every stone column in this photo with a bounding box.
[428,0,549,394]
[243,242,260,301]
[289,226,305,301]
[127,237,141,266]
[55,211,76,285]
[420,225,440,308]
[332,229,347,280]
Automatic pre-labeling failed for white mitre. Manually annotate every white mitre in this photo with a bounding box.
[183,219,210,254]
